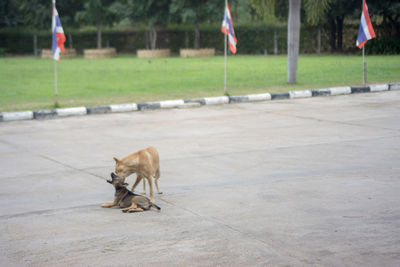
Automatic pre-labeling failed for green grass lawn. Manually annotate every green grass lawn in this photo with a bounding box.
[0,55,399,112]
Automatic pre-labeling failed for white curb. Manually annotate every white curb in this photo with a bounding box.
[329,86,352,95]
[56,107,87,117]
[110,103,138,113]
[160,100,185,109]
[369,84,389,92]
[1,82,397,122]
[2,111,33,121]
[247,93,272,102]
[289,90,312,98]
[204,96,230,105]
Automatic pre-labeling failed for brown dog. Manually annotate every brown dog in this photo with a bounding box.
[113,146,161,203]
[102,173,160,212]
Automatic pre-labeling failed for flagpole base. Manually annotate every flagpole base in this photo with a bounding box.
[363,62,367,85]
[54,94,60,108]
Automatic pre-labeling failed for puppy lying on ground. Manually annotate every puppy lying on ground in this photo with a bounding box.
[102,173,161,213]
[113,146,161,204]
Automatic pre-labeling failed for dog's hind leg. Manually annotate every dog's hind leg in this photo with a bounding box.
[122,203,143,213]
[154,168,162,194]
[154,177,162,194]
[128,207,143,213]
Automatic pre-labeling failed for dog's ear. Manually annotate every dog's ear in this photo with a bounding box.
[113,157,120,163]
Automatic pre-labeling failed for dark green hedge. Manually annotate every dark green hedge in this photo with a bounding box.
[0,25,398,55]
[364,35,400,54]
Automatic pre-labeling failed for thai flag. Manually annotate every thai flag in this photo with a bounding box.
[221,1,237,54]
[52,6,66,61]
[356,0,375,49]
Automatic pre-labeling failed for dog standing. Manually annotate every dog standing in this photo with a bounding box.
[113,146,161,203]
[102,172,160,212]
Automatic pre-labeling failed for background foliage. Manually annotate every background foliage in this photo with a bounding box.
[0,23,397,55]
[0,0,399,55]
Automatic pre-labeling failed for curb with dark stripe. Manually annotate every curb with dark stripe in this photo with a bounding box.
[311,89,331,97]
[351,85,370,93]
[33,110,57,120]
[229,95,249,103]
[389,83,400,90]
[184,99,206,105]
[1,82,399,122]
[138,102,161,111]
[271,92,290,100]
[86,106,111,115]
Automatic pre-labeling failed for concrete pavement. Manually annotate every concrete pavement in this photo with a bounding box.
[1,90,400,266]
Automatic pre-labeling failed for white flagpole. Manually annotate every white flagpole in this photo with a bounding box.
[54,57,58,105]
[223,0,227,93]
[362,0,366,85]
[53,0,58,106]
[362,46,366,85]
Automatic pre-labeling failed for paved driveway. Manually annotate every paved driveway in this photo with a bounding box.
[1,91,400,266]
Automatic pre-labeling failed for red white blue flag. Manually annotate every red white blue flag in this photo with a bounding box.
[356,0,375,49]
[52,5,66,61]
[221,1,237,54]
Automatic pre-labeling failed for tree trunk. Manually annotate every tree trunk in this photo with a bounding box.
[287,0,301,84]
[194,23,200,49]
[184,32,189,48]
[336,16,343,52]
[97,24,102,49]
[317,27,321,54]
[145,31,150,49]
[388,15,399,35]
[68,33,73,49]
[149,26,157,50]
[274,30,278,54]
[329,18,336,52]
[33,33,37,56]
[233,2,238,22]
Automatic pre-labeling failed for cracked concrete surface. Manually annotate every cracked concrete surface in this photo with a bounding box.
[1,91,400,266]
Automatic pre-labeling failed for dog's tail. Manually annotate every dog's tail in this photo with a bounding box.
[151,203,161,210]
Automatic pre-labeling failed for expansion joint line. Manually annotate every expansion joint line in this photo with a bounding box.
[158,197,290,260]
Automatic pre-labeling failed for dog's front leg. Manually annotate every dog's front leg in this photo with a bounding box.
[141,178,146,194]
[146,175,155,203]
[131,174,143,192]
[101,201,116,208]
[101,197,118,208]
